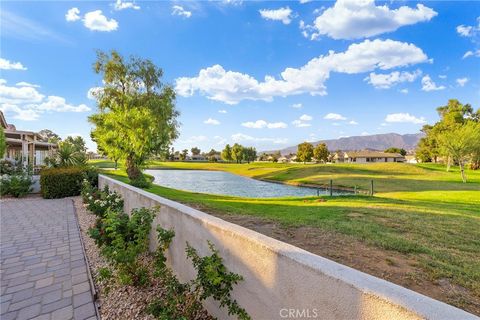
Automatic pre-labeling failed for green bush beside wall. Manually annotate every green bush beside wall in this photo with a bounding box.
[40,167,86,198]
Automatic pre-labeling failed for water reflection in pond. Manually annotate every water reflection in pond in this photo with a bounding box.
[145,169,352,198]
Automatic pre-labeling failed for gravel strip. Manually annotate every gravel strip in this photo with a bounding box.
[72,196,211,320]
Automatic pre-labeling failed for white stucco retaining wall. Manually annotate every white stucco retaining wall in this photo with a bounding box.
[99,175,477,320]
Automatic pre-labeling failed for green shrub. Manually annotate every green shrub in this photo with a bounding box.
[83,166,99,188]
[130,173,151,188]
[0,159,14,175]
[90,207,156,286]
[0,173,33,197]
[186,242,250,320]
[40,167,85,198]
[82,183,123,218]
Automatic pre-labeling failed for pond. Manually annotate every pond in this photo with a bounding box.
[145,169,352,198]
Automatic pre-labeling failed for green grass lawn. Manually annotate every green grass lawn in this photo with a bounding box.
[95,160,480,312]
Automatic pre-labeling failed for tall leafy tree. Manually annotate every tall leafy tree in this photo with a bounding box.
[437,122,480,182]
[313,143,329,163]
[89,50,179,181]
[180,149,188,161]
[231,143,244,163]
[38,129,61,144]
[64,136,87,153]
[243,147,257,163]
[416,125,439,163]
[221,144,233,162]
[191,147,201,156]
[297,142,314,164]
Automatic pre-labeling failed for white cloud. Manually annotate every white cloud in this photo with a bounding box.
[267,122,288,129]
[87,87,103,100]
[214,135,227,146]
[385,113,426,124]
[456,77,469,87]
[292,103,302,109]
[0,80,90,121]
[438,75,447,79]
[218,109,227,113]
[231,133,288,144]
[204,118,220,125]
[65,8,80,22]
[421,75,445,92]
[299,0,312,3]
[181,135,208,144]
[36,96,90,112]
[16,82,39,88]
[361,131,369,136]
[0,58,27,70]
[292,120,311,128]
[0,80,44,104]
[456,17,479,38]
[292,114,312,127]
[462,49,480,59]
[456,25,473,37]
[310,0,437,40]
[176,39,429,104]
[113,0,140,11]
[83,10,118,32]
[172,5,192,18]
[242,120,267,129]
[348,120,358,125]
[365,69,421,89]
[242,120,287,129]
[259,7,293,25]
[324,113,346,121]
[0,104,40,121]
[399,88,408,94]
[299,114,313,121]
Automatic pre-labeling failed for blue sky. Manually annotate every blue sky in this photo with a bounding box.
[1,0,479,152]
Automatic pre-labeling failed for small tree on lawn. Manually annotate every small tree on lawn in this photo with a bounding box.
[180,149,188,161]
[243,147,257,163]
[232,143,244,164]
[313,143,329,163]
[297,142,313,164]
[437,121,480,183]
[89,50,179,184]
[221,144,233,162]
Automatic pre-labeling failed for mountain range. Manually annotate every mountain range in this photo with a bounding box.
[266,133,424,155]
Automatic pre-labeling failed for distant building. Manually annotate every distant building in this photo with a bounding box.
[333,151,346,163]
[405,155,418,164]
[341,151,405,163]
[1,111,57,170]
[190,154,206,161]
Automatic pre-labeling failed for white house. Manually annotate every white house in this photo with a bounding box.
[342,151,405,163]
[1,111,57,170]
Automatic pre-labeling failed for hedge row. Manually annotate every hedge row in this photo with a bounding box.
[40,166,98,199]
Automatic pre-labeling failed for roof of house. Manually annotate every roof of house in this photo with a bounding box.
[0,111,8,129]
[345,151,404,158]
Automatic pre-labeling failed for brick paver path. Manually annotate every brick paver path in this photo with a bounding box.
[1,198,98,320]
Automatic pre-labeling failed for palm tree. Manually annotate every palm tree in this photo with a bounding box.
[45,142,87,167]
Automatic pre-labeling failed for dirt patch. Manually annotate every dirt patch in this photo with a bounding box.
[210,212,480,316]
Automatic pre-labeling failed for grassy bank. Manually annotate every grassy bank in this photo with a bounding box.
[94,161,480,313]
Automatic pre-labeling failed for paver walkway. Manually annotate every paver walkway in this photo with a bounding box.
[1,198,98,320]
